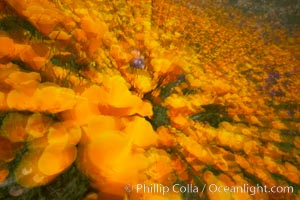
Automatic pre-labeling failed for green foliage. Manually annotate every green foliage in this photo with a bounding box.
[227,0,300,27]
[190,104,232,128]
[159,82,178,99]
[150,105,170,129]
[0,164,90,200]
[11,60,32,71]
[159,74,186,99]
[49,55,87,87]
[202,165,222,176]
[270,173,300,193]
[6,144,28,173]
[50,55,87,72]
[0,16,48,40]
[2,145,89,200]
[240,168,262,186]
[272,101,300,110]
[182,88,196,95]
[0,112,6,126]
[274,141,295,152]
[172,149,206,200]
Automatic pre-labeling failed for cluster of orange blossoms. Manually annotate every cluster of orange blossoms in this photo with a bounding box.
[0,0,299,199]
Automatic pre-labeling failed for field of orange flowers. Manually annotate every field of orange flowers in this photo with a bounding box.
[0,0,299,199]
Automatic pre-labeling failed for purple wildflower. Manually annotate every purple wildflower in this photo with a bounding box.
[131,58,145,69]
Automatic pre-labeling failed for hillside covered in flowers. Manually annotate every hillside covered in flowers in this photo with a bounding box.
[0,0,299,199]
